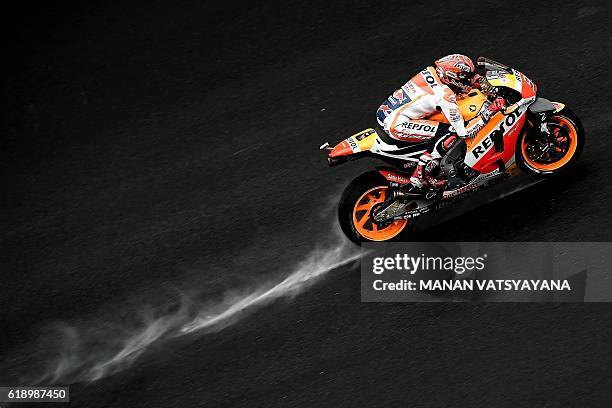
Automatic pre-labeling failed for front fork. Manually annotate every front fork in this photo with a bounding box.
[536,112,552,137]
[527,112,559,159]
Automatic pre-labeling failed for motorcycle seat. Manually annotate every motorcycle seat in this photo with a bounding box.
[375,126,433,150]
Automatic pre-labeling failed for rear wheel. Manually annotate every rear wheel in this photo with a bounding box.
[338,171,413,245]
[516,107,584,176]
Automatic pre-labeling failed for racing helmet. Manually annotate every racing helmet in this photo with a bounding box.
[435,54,476,93]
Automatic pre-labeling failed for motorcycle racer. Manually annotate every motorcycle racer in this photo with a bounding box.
[376,54,506,189]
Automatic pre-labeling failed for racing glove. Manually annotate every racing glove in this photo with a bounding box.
[480,97,506,121]
[471,74,484,89]
[471,74,496,94]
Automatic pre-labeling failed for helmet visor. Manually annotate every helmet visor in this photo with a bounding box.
[456,70,475,83]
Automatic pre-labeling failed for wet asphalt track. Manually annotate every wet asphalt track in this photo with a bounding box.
[3,0,612,406]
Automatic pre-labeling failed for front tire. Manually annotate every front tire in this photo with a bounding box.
[338,171,413,245]
[516,107,585,176]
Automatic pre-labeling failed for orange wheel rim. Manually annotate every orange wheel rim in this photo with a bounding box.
[521,116,578,171]
[352,186,408,241]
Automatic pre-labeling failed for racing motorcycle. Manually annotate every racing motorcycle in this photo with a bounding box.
[321,58,584,244]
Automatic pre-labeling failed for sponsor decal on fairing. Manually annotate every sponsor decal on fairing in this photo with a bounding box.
[464,106,527,167]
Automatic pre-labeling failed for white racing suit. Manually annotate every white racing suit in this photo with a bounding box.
[376,66,489,188]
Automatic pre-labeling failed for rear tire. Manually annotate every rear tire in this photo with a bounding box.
[338,171,414,245]
[516,107,584,176]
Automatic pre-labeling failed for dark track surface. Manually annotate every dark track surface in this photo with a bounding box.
[3,1,612,406]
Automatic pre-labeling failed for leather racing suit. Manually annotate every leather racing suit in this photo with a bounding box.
[376,66,495,189]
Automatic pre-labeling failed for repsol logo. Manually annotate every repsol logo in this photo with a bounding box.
[421,69,438,88]
[512,69,522,86]
[471,110,520,160]
[401,122,437,132]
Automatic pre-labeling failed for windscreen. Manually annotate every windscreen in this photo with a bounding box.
[477,57,511,73]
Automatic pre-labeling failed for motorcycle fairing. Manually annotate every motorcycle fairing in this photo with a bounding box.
[464,104,529,173]
[441,168,505,199]
[378,169,412,185]
[329,127,430,163]
[486,69,537,99]
[328,128,378,158]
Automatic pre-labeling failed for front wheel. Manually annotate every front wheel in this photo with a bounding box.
[516,107,585,176]
[338,171,414,245]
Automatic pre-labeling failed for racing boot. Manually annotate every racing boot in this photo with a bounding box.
[409,152,447,190]
[425,174,448,189]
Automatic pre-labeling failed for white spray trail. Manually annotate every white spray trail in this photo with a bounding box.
[29,235,361,384]
[20,176,539,385]
[180,244,361,334]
